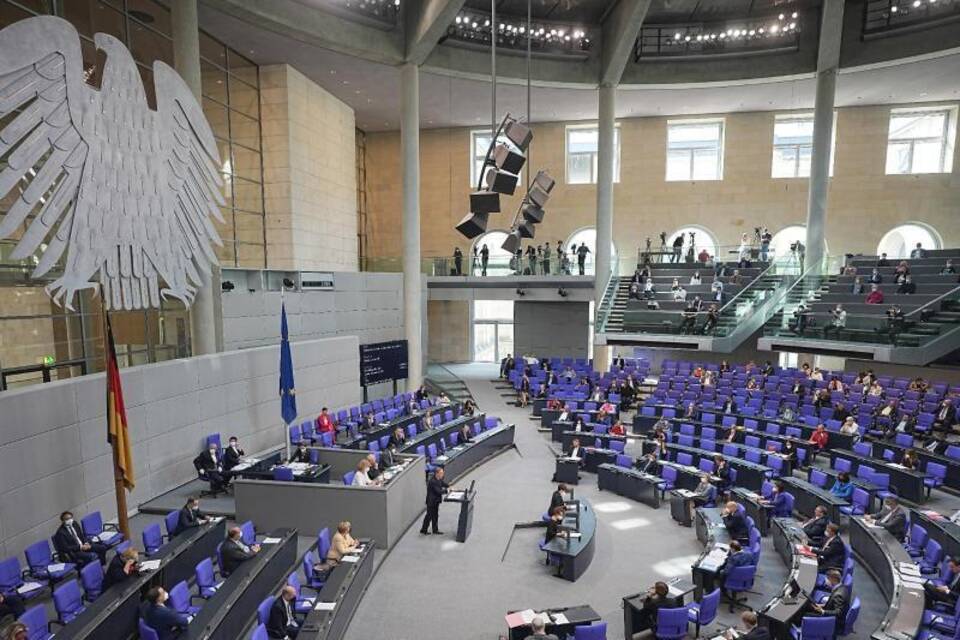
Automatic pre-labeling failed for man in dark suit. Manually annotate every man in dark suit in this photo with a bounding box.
[0,592,25,620]
[420,467,449,535]
[722,502,750,543]
[221,526,260,575]
[389,426,407,449]
[802,505,829,546]
[379,443,398,470]
[934,399,957,433]
[726,611,770,640]
[925,558,960,607]
[813,524,845,572]
[716,540,754,584]
[549,484,570,514]
[222,436,245,472]
[524,616,559,640]
[175,497,209,536]
[266,586,299,639]
[290,442,310,463]
[808,570,850,628]
[714,456,732,492]
[865,496,908,542]
[54,511,108,566]
[721,398,738,414]
[141,586,190,640]
[637,581,679,633]
[193,444,227,493]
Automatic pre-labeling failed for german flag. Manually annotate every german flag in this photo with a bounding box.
[105,316,135,490]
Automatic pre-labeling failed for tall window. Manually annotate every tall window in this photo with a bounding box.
[772,114,836,178]
[666,226,719,262]
[565,124,621,184]
[471,230,514,276]
[885,107,956,175]
[564,227,618,276]
[877,224,942,259]
[666,119,724,181]
[473,300,514,363]
[470,129,523,187]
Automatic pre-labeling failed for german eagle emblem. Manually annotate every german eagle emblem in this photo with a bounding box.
[0,16,224,310]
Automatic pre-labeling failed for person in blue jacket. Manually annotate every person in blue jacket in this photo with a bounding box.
[829,471,854,500]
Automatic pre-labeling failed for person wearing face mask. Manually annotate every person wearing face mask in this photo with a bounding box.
[290,441,311,463]
[193,443,228,493]
[54,511,108,566]
[266,585,300,639]
[222,436,245,473]
[221,526,261,575]
[175,496,209,536]
[141,586,190,640]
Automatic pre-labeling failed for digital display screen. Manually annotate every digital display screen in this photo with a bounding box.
[359,340,409,386]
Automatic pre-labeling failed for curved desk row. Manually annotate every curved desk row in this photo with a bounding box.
[597,463,662,508]
[760,518,820,640]
[338,402,462,449]
[911,509,960,560]
[828,449,927,503]
[641,441,772,491]
[667,431,796,477]
[779,477,849,524]
[866,438,960,491]
[297,543,376,640]
[633,407,857,451]
[184,528,299,640]
[691,507,731,599]
[54,519,227,639]
[432,422,516,482]
[849,516,924,640]
[649,417,816,466]
[542,499,597,582]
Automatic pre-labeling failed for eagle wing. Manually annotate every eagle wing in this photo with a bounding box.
[150,61,225,307]
[0,17,90,297]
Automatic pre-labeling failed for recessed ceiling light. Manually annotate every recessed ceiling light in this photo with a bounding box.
[342,80,349,85]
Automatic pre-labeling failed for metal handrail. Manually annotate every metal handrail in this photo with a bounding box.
[716,259,779,315]
[596,275,621,332]
[904,284,960,318]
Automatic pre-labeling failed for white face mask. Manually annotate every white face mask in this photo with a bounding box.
[209,449,217,455]
[64,518,74,526]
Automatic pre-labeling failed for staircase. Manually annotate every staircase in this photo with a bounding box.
[712,273,789,337]
[597,276,628,333]
[425,364,474,405]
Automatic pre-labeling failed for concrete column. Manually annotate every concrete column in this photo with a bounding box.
[172,0,222,355]
[401,63,423,388]
[595,84,616,295]
[804,0,844,274]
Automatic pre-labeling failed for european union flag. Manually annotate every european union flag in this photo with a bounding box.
[279,302,297,425]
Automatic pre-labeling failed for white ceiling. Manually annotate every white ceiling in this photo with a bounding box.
[198,4,960,132]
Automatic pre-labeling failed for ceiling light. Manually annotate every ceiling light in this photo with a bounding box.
[484,19,490,26]
[471,21,477,28]
[890,4,898,10]
[770,24,779,32]
[519,26,525,33]
[749,29,756,35]
[455,16,462,23]
[684,35,691,41]
[674,32,681,39]
[758,27,764,33]
[791,11,798,18]
[912,0,921,6]
[778,13,785,19]
[788,22,796,29]
[696,34,703,41]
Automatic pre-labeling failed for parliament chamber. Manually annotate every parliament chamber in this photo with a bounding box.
[1,0,960,639]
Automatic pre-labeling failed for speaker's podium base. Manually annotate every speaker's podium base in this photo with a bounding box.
[444,487,476,543]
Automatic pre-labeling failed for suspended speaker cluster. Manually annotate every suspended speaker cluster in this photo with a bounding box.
[456,114,534,239]
[501,169,555,253]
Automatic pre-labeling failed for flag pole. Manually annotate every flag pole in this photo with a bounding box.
[282,286,290,461]
[98,285,131,541]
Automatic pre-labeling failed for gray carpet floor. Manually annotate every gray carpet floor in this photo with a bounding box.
[342,363,891,640]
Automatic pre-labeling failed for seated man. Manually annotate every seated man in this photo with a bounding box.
[221,526,260,575]
[812,524,845,572]
[379,442,399,470]
[635,581,679,636]
[222,436,245,474]
[801,505,829,546]
[721,502,750,543]
[0,591,25,621]
[523,615,559,640]
[389,426,407,448]
[54,511,108,566]
[636,452,658,475]
[290,441,311,463]
[865,496,908,542]
[565,437,584,463]
[725,611,770,640]
[175,496,210,536]
[266,586,300,639]
[141,586,190,640]
[193,443,228,493]
[925,557,960,607]
[806,569,850,628]
[717,540,754,590]
[459,423,473,445]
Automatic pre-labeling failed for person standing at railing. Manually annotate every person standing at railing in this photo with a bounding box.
[480,244,489,276]
[671,234,684,264]
[576,243,591,275]
[737,233,752,268]
[702,305,719,335]
[759,227,772,262]
[453,247,463,276]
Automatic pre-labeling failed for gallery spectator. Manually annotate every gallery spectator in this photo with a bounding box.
[866,284,885,304]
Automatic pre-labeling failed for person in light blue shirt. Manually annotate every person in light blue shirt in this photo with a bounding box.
[829,472,854,500]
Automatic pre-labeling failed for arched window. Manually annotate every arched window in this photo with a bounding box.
[769,225,825,260]
[666,226,719,263]
[564,227,617,276]
[877,223,942,259]
[470,230,513,276]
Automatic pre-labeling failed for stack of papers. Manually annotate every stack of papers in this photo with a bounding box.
[552,613,569,625]
[261,537,282,544]
[314,601,336,611]
[447,491,465,501]
[47,563,66,573]
[435,455,449,462]
[341,555,360,564]
[16,582,42,595]
[139,559,162,571]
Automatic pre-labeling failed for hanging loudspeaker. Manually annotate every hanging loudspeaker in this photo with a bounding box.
[469,190,501,214]
[528,185,550,208]
[493,144,526,174]
[484,167,519,196]
[501,230,522,254]
[518,221,536,239]
[521,203,544,224]
[455,212,489,239]
[504,120,533,151]
[533,169,555,193]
